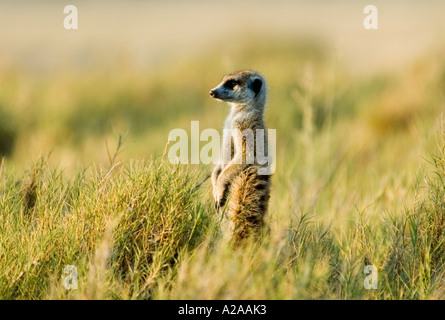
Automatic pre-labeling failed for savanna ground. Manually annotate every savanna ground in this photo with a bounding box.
[0,1,444,299]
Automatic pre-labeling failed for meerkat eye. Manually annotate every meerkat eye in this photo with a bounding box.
[224,80,239,90]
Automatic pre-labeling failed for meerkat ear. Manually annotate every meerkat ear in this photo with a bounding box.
[251,78,263,96]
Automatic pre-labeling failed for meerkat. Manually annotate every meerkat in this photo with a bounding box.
[209,70,271,245]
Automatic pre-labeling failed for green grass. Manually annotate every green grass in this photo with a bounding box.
[0,155,210,299]
[0,37,444,299]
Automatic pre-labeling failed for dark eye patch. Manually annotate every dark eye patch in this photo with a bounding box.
[224,80,239,90]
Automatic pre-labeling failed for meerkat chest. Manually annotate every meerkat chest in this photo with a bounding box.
[222,115,233,144]
[220,115,234,166]
[223,114,233,130]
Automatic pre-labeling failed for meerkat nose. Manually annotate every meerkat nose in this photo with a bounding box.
[209,89,216,98]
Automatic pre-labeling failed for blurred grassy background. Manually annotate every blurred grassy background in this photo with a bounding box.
[0,0,444,299]
[1,0,444,171]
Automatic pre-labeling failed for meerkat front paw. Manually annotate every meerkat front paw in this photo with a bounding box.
[211,165,222,189]
[213,181,229,211]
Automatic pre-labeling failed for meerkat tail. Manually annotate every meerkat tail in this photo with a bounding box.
[226,166,271,245]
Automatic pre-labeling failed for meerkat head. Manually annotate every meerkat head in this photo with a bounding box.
[209,70,266,108]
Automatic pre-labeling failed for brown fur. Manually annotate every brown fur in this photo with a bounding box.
[226,166,271,245]
[209,70,272,245]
